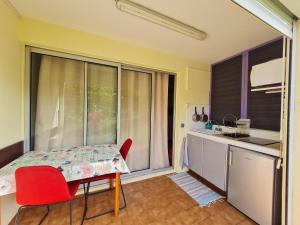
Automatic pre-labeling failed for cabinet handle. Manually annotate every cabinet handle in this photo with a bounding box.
[228,150,233,166]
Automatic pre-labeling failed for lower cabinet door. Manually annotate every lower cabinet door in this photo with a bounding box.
[187,134,203,176]
[227,146,276,225]
[202,139,228,191]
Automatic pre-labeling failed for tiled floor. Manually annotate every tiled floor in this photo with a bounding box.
[11,175,256,225]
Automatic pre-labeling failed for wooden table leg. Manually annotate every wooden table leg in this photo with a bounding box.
[114,173,120,217]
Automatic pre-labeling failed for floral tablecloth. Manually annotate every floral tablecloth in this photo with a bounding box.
[0,145,130,196]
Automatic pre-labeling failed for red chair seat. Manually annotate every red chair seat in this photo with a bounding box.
[15,166,80,206]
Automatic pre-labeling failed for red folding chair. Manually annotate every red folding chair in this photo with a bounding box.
[15,165,80,225]
[80,138,132,224]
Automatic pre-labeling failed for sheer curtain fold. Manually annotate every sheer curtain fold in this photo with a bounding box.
[120,69,151,171]
[150,72,169,169]
[34,56,84,150]
[120,70,170,171]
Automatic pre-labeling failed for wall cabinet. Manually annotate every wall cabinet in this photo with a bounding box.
[187,134,228,191]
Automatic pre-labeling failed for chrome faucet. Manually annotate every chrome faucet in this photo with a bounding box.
[222,114,238,127]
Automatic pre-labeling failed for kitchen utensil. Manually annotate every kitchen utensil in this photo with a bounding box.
[192,107,200,122]
[199,107,208,122]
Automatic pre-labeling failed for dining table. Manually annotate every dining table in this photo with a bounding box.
[0,144,130,225]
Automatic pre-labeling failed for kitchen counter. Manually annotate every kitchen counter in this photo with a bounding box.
[187,130,281,157]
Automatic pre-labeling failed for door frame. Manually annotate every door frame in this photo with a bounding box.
[230,2,297,224]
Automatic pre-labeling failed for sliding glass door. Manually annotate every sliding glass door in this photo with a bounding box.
[87,63,118,145]
[120,69,152,171]
[30,53,119,150]
[28,48,175,173]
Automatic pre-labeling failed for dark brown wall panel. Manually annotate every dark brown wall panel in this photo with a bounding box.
[0,141,23,168]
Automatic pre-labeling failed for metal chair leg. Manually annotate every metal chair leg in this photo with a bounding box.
[83,183,86,194]
[120,181,127,209]
[69,201,72,225]
[81,179,127,221]
[80,182,90,225]
[38,205,50,225]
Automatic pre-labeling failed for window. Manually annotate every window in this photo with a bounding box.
[210,55,243,124]
[27,47,175,173]
[247,38,283,131]
[210,38,283,131]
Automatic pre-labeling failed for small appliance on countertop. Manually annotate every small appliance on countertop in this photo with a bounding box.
[236,119,250,135]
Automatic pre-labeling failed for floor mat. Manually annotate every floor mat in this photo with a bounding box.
[169,172,225,207]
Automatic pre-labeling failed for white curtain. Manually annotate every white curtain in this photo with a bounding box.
[120,70,170,171]
[34,55,84,150]
[120,69,151,171]
[87,64,118,145]
[150,72,169,169]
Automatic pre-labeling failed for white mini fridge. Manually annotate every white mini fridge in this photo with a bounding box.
[227,146,282,225]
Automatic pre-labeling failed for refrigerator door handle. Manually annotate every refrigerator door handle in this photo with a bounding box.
[276,158,282,169]
[228,150,233,166]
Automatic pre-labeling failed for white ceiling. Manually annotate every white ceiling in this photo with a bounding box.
[279,0,300,18]
[9,0,280,64]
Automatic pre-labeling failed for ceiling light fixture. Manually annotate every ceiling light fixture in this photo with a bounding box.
[115,0,207,41]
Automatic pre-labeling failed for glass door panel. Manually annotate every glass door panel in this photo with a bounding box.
[33,55,85,150]
[120,69,152,171]
[87,63,118,145]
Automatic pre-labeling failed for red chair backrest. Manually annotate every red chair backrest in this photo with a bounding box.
[15,166,72,206]
[120,138,132,160]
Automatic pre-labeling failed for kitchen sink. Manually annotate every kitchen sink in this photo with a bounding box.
[222,133,250,138]
[191,129,220,135]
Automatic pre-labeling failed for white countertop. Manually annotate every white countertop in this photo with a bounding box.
[187,130,281,158]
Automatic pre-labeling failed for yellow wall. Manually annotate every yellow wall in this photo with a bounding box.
[0,1,22,149]
[0,11,210,224]
[0,2,22,224]
[18,18,211,172]
[291,20,300,225]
